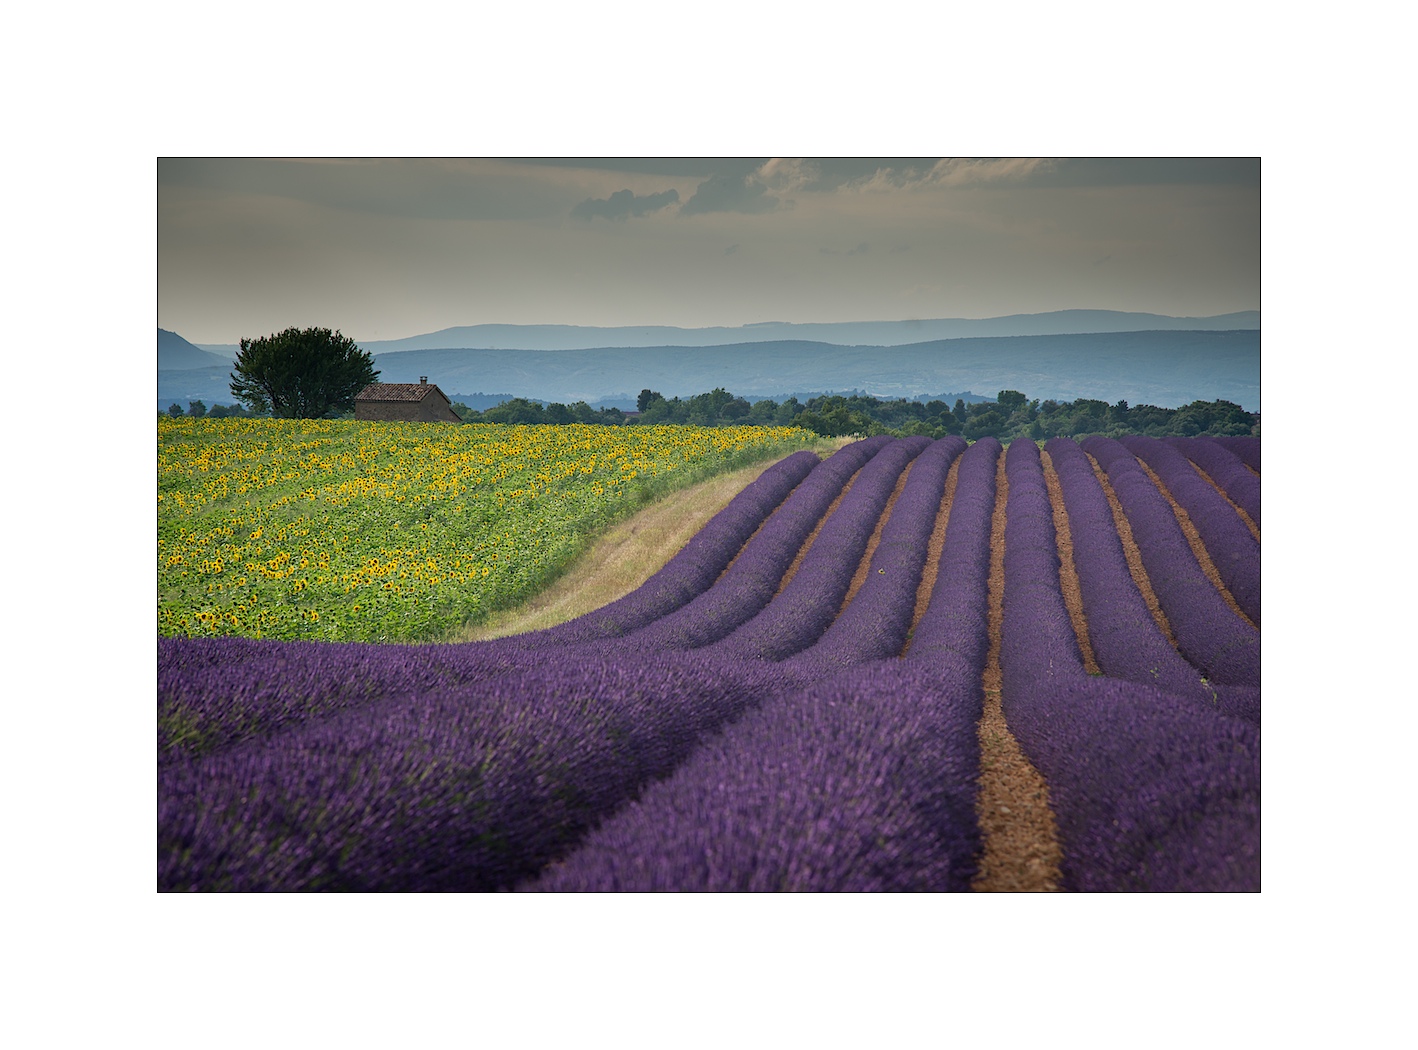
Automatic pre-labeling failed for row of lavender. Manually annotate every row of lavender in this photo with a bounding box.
[531,437,994,890]
[159,431,1259,891]
[1002,440,1260,891]
[159,437,921,890]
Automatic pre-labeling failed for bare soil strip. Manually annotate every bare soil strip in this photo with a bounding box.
[774,464,865,597]
[1190,461,1260,542]
[901,454,962,654]
[1086,451,1181,651]
[1246,463,1260,478]
[1041,450,1101,675]
[973,453,1064,893]
[837,459,917,615]
[1132,457,1258,631]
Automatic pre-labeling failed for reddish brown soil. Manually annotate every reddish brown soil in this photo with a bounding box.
[775,464,864,596]
[1190,461,1260,542]
[1041,450,1101,675]
[1132,457,1257,631]
[902,454,962,654]
[972,453,1063,892]
[1087,452,1181,651]
[838,459,916,614]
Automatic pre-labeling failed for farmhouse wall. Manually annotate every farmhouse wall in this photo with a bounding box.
[354,381,462,423]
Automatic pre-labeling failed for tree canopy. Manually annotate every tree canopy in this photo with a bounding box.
[229,327,379,419]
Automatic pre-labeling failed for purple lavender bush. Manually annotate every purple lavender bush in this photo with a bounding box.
[494,448,820,648]
[525,659,984,892]
[1000,442,1260,889]
[1163,436,1260,528]
[1083,436,1259,689]
[709,436,930,664]
[1212,435,1260,474]
[1000,677,1260,891]
[785,436,966,680]
[159,650,778,891]
[569,436,893,657]
[1044,438,1215,705]
[999,439,1086,697]
[1122,435,1259,625]
[903,437,1000,673]
[159,638,528,763]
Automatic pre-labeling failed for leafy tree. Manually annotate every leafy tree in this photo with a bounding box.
[638,398,673,424]
[229,326,379,419]
[187,400,207,418]
[637,389,664,413]
[167,403,184,417]
[544,402,575,425]
[721,397,751,421]
[748,399,778,424]
[964,409,1005,440]
[483,398,544,424]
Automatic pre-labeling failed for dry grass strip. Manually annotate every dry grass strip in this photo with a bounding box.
[972,452,1064,893]
[453,460,786,641]
[1132,457,1257,631]
[1190,461,1260,542]
[901,453,962,654]
[1086,451,1180,651]
[837,459,917,615]
[1041,450,1101,675]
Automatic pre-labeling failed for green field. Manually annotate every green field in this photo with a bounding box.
[158,418,815,642]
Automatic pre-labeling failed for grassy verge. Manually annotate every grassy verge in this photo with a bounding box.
[448,436,850,642]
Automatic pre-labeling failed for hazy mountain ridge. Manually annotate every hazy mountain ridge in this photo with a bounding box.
[358,331,1259,410]
[189,309,1260,358]
[159,328,232,370]
[159,318,1260,412]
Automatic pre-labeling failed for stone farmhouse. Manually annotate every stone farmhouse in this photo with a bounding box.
[354,378,462,422]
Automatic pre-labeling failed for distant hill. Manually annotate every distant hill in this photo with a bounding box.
[193,310,1259,357]
[368,330,1260,411]
[162,321,1261,412]
[159,329,233,370]
[158,366,235,410]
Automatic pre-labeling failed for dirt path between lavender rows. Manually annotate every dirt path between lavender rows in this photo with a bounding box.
[972,453,1064,892]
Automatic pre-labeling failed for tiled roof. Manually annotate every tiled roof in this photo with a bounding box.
[354,383,445,403]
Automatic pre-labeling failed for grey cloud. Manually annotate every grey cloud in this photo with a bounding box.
[1034,158,1260,188]
[680,172,779,216]
[847,242,869,256]
[157,158,572,222]
[514,158,767,179]
[724,244,740,255]
[571,187,680,221]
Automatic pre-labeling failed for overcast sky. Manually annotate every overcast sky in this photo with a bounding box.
[158,157,1259,345]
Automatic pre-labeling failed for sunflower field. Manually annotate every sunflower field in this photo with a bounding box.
[158,418,814,642]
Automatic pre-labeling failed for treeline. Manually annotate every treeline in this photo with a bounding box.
[164,389,1260,440]
[457,387,1259,440]
[163,401,268,419]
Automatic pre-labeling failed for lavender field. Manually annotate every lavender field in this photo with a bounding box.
[158,434,1260,892]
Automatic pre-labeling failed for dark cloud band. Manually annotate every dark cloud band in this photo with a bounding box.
[571,188,680,221]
